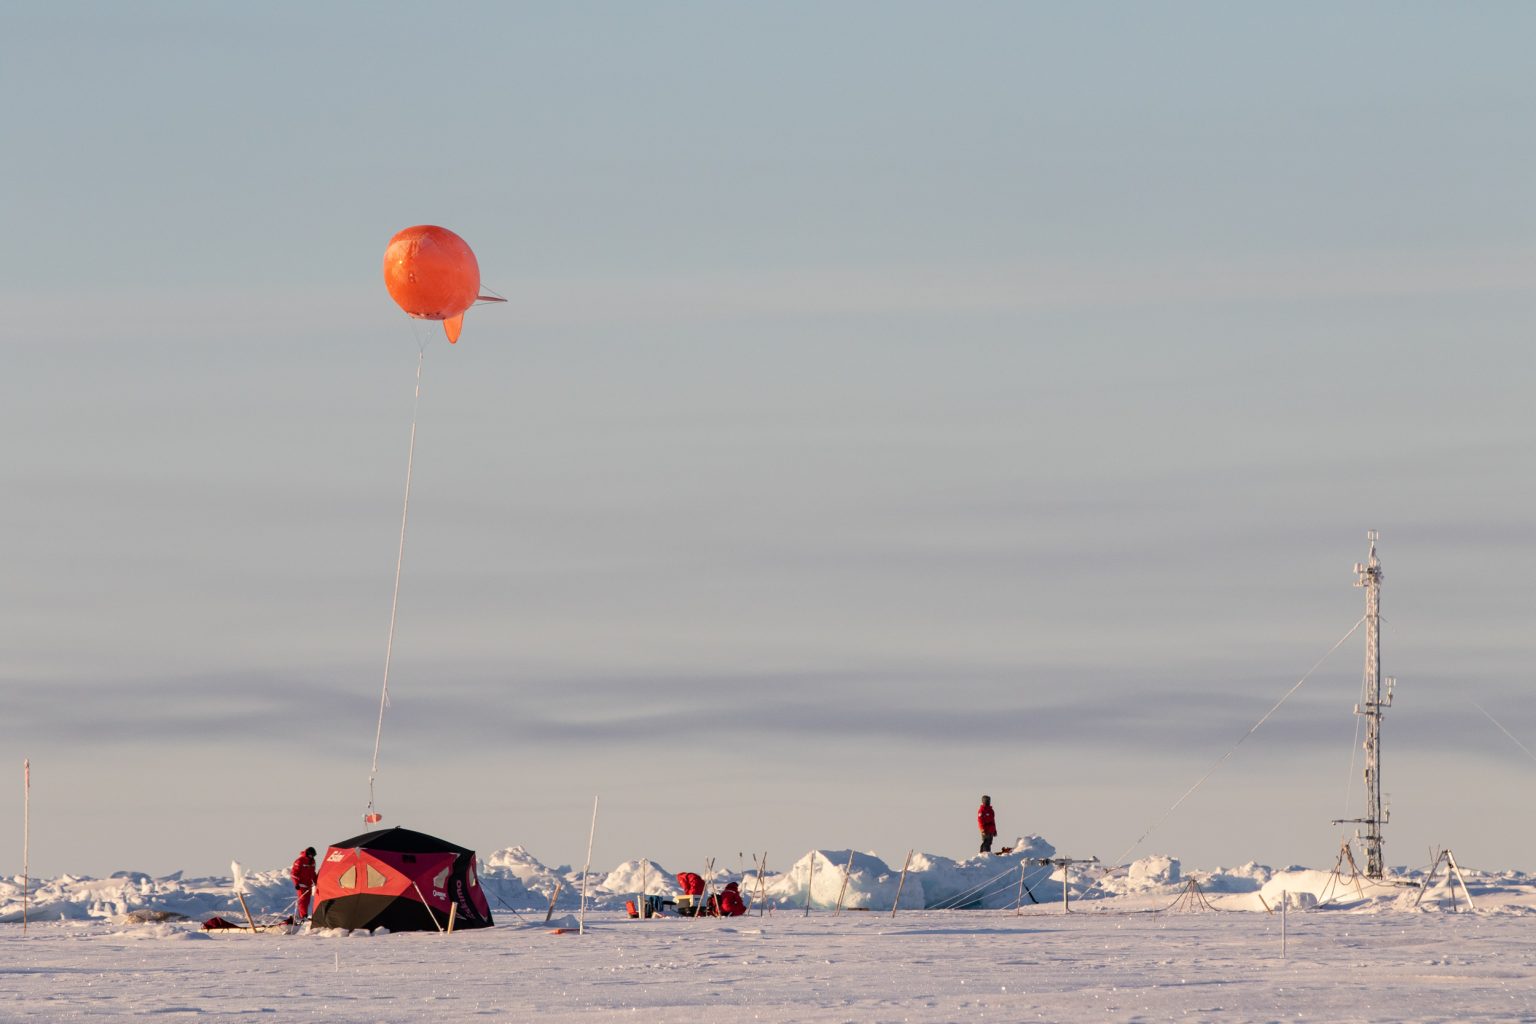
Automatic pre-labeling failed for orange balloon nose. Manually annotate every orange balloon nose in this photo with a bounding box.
[383,225,481,325]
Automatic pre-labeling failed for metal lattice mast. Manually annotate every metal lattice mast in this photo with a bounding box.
[1346,530,1394,878]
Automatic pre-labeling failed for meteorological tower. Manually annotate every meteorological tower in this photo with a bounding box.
[1335,530,1394,878]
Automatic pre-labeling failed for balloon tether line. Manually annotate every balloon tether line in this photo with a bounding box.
[1079,616,1366,902]
[1474,703,1536,766]
[366,340,426,822]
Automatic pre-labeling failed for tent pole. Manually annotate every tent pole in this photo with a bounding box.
[411,881,445,933]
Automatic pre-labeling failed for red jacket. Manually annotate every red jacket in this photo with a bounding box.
[978,803,996,835]
[713,882,746,917]
[676,872,705,897]
[291,852,317,890]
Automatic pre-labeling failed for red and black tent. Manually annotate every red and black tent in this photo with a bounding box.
[310,826,493,932]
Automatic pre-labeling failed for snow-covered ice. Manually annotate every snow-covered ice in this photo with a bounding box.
[4,841,1535,1021]
[5,907,1535,1022]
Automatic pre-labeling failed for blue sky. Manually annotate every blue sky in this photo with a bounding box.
[4,2,1534,877]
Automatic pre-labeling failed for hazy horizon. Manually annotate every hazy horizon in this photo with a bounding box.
[4,1,1534,878]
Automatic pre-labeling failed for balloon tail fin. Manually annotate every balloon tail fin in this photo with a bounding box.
[443,314,464,343]
[476,294,508,304]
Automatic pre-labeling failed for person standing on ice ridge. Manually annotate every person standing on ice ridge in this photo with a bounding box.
[977,795,997,854]
[291,847,317,919]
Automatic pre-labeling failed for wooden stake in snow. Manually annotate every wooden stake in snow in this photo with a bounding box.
[834,850,855,915]
[694,857,715,922]
[754,853,769,917]
[231,861,258,932]
[891,850,913,918]
[446,902,457,934]
[1280,890,1288,958]
[544,881,562,924]
[578,796,599,935]
[638,859,648,923]
[803,851,816,917]
[21,759,29,935]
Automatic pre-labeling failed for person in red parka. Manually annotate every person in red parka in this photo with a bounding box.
[977,795,997,854]
[291,847,317,919]
[676,871,706,915]
[711,881,747,917]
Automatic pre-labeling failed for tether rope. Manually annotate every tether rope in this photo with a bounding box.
[366,340,427,822]
[1079,617,1366,902]
[1341,675,1365,825]
[1151,880,1225,914]
[929,860,1055,911]
[928,863,1025,910]
[1473,702,1536,766]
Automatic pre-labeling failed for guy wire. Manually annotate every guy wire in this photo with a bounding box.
[1082,616,1366,901]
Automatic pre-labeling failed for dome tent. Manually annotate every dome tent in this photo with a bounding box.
[311,826,493,932]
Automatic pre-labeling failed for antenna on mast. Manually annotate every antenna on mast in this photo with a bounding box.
[1333,530,1393,878]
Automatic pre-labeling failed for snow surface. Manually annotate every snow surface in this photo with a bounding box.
[4,841,1536,1022]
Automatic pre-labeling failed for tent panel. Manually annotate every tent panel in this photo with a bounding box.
[312,825,494,931]
[310,893,448,933]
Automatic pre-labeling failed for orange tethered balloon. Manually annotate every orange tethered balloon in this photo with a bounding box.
[382,225,503,342]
